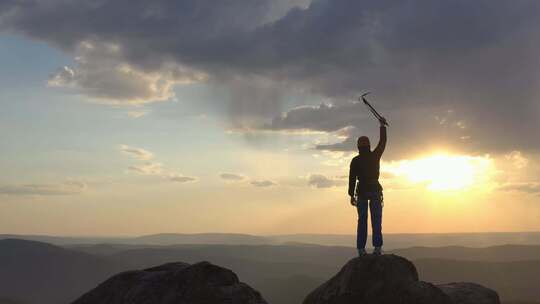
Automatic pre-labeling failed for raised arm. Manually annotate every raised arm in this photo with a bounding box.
[373,124,387,158]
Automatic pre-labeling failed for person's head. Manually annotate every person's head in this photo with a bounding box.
[357,136,370,153]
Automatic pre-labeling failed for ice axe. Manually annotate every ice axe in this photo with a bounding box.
[360,92,388,126]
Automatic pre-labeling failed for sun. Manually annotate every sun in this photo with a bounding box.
[385,153,494,191]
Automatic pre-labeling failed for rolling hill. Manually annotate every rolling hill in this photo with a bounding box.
[0,239,125,304]
[2,238,540,304]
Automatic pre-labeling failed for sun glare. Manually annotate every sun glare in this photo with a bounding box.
[385,153,494,191]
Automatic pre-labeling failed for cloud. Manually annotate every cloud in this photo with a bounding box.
[219,173,246,181]
[218,173,276,187]
[314,126,360,152]
[250,180,277,187]
[128,162,163,175]
[46,40,207,105]
[0,181,86,196]
[0,0,301,107]
[2,0,540,154]
[307,174,345,188]
[119,145,197,183]
[265,102,366,132]
[127,162,197,183]
[505,151,529,169]
[497,182,540,196]
[168,174,197,183]
[260,100,483,158]
[119,145,154,160]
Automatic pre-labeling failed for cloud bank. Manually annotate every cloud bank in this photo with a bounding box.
[2,0,540,155]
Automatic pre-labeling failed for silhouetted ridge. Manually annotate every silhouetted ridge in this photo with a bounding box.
[0,238,64,253]
[303,254,500,304]
[0,239,124,304]
[71,261,268,304]
[133,233,270,245]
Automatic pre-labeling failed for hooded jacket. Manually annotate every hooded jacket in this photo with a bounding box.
[348,126,387,198]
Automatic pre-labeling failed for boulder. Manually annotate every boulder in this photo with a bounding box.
[71,261,267,304]
[303,254,499,304]
[438,282,501,304]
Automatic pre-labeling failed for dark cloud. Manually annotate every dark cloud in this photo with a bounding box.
[44,41,208,104]
[0,0,304,106]
[2,0,540,154]
[266,102,367,132]
[257,0,540,155]
[274,102,477,158]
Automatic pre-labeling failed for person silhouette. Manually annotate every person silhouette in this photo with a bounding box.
[348,117,387,256]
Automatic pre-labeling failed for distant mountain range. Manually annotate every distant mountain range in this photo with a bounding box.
[1,238,540,304]
[0,239,125,304]
[392,245,540,262]
[0,233,269,246]
[2,231,540,248]
[415,258,540,302]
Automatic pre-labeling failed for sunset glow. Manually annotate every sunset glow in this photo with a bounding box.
[386,154,495,191]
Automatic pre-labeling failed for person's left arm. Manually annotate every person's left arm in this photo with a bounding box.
[348,159,357,205]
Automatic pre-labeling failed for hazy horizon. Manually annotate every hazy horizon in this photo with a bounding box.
[4,231,540,250]
[3,230,540,238]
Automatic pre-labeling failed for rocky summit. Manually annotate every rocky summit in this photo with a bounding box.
[303,254,500,304]
[70,254,501,304]
[71,261,268,304]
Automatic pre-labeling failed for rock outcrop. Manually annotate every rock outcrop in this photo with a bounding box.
[438,282,501,304]
[71,255,500,304]
[71,262,267,304]
[303,254,500,304]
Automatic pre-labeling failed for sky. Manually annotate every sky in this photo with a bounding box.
[0,0,539,236]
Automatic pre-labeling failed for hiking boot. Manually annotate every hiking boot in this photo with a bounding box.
[373,247,383,255]
[358,248,367,256]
